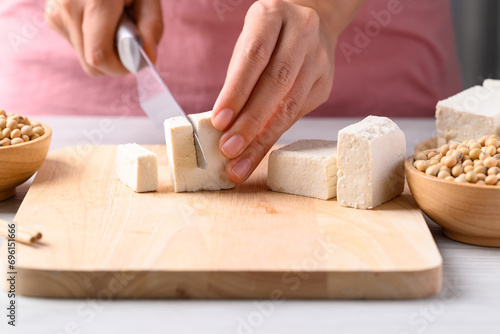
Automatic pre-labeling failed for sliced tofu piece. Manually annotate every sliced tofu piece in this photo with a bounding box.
[267,140,338,200]
[116,143,158,193]
[436,85,500,146]
[164,111,234,192]
[337,116,406,210]
[483,79,500,91]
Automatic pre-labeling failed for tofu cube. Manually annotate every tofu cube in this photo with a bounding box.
[337,116,406,209]
[116,143,158,193]
[436,83,500,146]
[164,111,234,192]
[267,140,338,200]
[483,79,500,91]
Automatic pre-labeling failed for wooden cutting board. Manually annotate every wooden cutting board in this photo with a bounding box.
[3,145,442,299]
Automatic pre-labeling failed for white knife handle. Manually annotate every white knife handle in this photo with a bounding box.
[116,15,143,73]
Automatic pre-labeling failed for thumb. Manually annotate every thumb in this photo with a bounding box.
[132,0,164,63]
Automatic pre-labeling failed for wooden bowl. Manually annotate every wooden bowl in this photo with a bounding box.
[405,150,500,247]
[0,123,52,201]
[415,137,437,153]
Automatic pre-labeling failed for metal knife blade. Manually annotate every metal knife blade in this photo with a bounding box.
[116,15,207,169]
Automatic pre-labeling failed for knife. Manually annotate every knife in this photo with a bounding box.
[116,15,207,169]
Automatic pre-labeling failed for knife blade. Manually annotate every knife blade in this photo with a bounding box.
[116,15,207,169]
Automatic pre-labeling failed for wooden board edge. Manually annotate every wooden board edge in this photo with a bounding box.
[6,264,442,300]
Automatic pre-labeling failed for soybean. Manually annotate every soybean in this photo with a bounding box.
[414,135,500,186]
[0,110,45,147]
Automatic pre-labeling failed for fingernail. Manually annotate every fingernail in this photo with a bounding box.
[221,135,245,158]
[212,108,234,130]
[232,159,252,180]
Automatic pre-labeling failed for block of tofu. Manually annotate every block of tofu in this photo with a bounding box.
[116,143,158,193]
[267,140,338,200]
[436,84,500,146]
[483,79,500,91]
[337,116,406,210]
[164,111,234,192]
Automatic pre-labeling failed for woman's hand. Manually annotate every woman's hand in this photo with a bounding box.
[212,0,358,184]
[45,0,163,76]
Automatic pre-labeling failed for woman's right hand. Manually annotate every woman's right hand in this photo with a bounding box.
[45,0,163,77]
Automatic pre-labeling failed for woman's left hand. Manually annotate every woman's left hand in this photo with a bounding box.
[211,0,340,183]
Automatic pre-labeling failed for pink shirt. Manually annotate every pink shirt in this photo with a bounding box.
[0,0,462,118]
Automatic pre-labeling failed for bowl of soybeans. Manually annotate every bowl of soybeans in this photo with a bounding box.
[0,110,52,201]
[405,135,500,247]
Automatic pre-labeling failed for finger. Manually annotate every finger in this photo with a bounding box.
[225,63,319,183]
[81,0,129,76]
[132,0,164,64]
[45,0,68,39]
[211,1,283,130]
[46,0,103,77]
[218,16,312,159]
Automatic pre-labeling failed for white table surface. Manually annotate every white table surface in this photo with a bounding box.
[1,117,499,334]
